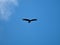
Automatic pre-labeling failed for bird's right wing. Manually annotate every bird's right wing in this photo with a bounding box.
[22,19,30,21]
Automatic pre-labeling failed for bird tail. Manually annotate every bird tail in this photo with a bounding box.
[28,21,31,23]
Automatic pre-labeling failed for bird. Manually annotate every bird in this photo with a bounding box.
[22,18,37,23]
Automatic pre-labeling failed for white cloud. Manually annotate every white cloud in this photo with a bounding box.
[0,0,18,21]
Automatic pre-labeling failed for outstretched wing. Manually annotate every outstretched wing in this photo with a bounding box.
[22,19,30,21]
[31,19,37,21]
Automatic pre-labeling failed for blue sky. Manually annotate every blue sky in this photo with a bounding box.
[0,0,60,45]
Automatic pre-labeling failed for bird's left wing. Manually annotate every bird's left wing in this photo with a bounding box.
[31,19,37,21]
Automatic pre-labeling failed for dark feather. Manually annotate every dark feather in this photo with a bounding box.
[31,19,37,21]
[22,19,30,21]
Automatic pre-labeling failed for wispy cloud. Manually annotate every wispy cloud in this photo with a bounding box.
[0,0,18,21]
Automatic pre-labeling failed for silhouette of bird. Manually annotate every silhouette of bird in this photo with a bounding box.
[22,18,37,23]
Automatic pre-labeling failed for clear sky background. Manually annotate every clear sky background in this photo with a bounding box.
[0,0,60,45]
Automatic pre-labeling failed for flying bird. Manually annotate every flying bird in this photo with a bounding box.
[22,18,37,23]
